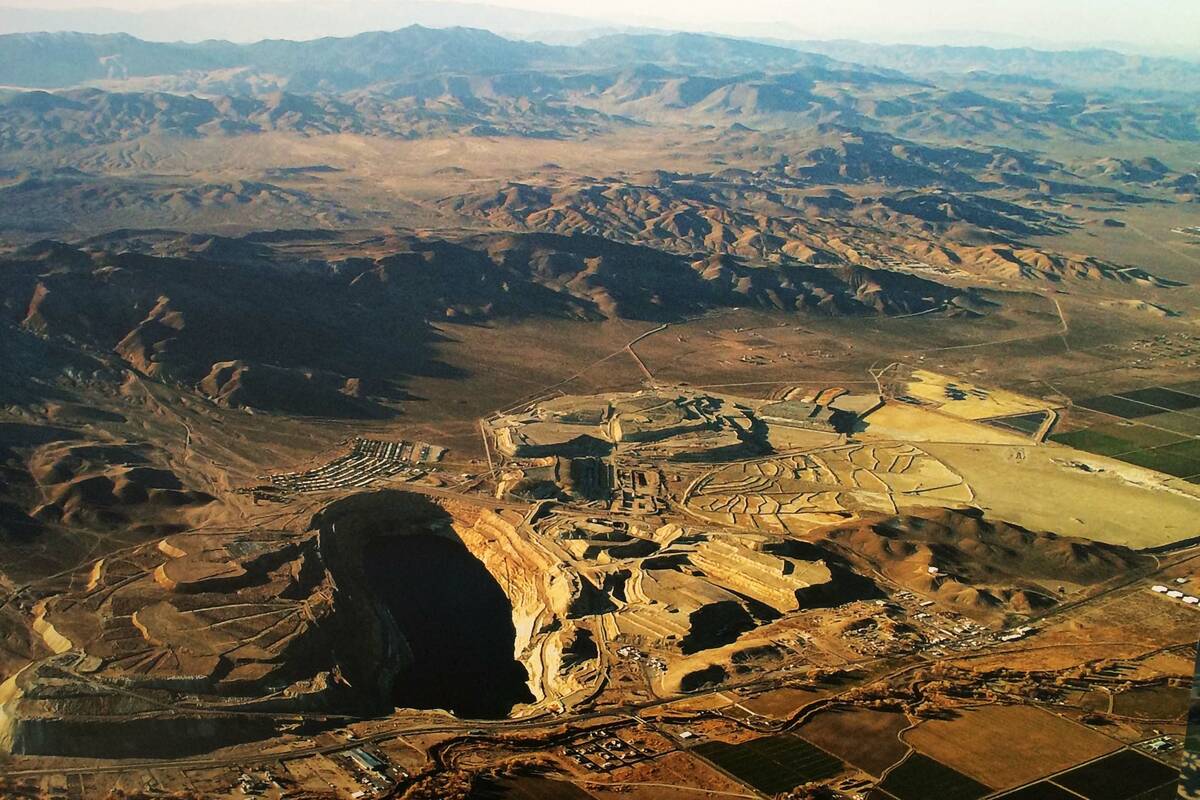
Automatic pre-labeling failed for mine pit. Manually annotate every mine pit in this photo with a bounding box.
[679,601,758,655]
[364,533,534,718]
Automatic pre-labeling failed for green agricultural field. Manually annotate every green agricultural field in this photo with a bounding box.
[1049,430,1138,456]
[1156,439,1200,461]
[1116,387,1200,412]
[987,412,1048,435]
[1141,412,1200,436]
[1090,423,1185,449]
[1167,380,1200,397]
[995,783,1084,800]
[1115,448,1200,479]
[472,776,596,799]
[1076,396,1162,419]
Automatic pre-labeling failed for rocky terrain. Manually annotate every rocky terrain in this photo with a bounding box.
[815,508,1151,614]
[0,231,978,405]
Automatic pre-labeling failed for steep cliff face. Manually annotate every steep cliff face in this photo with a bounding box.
[456,509,548,660]
[308,491,602,711]
[453,507,604,704]
[309,493,421,704]
[318,493,604,706]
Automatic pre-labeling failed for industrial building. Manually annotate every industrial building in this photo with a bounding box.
[757,400,853,433]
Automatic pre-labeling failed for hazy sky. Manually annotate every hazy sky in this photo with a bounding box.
[4,0,1199,54]
[503,0,1197,45]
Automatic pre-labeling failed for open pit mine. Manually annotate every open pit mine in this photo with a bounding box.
[2,382,1191,780]
[2,17,1199,798]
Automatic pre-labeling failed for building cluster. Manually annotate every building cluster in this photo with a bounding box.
[608,394,715,443]
[490,390,764,460]
[560,729,656,773]
[261,437,443,494]
[616,645,666,672]
[236,770,279,795]
[611,465,663,514]
[1138,735,1182,756]
[1151,579,1199,606]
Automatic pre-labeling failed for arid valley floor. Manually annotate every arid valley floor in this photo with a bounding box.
[0,20,1199,800]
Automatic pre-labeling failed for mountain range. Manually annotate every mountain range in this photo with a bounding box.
[2,26,1199,95]
[1,27,1198,158]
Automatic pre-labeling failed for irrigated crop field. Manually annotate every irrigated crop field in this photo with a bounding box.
[473,776,597,799]
[737,681,854,719]
[1052,383,1200,481]
[995,783,1087,800]
[984,410,1051,436]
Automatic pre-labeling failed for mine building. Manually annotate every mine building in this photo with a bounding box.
[757,400,855,433]
[347,747,387,774]
[493,422,612,458]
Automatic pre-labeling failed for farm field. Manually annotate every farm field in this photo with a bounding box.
[1111,685,1191,721]
[1049,429,1140,456]
[1076,395,1166,419]
[900,704,1121,790]
[995,781,1098,799]
[1159,439,1200,460]
[1050,749,1179,800]
[1052,384,1200,480]
[736,683,852,719]
[1089,422,1187,449]
[692,733,845,795]
[796,706,911,777]
[1117,448,1200,479]
[1117,387,1200,412]
[878,752,990,800]
[984,411,1050,436]
[1050,423,1200,478]
[1140,411,1200,436]
[472,776,596,799]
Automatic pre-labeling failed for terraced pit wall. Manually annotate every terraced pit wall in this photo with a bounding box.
[453,505,609,704]
[311,491,603,712]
